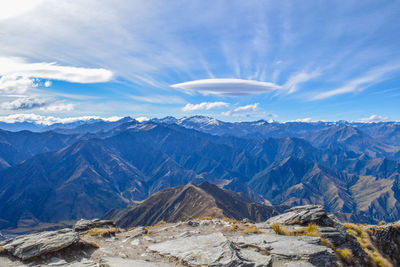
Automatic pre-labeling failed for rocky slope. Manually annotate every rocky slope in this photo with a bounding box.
[1,205,399,266]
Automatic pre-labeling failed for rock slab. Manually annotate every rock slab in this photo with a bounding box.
[73,219,115,232]
[0,228,79,260]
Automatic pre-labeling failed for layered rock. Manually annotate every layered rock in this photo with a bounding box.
[0,229,79,260]
[73,218,115,232]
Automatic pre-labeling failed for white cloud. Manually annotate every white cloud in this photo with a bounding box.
[0,97,48,110]
[0,75,37,94]
[44,80,52,87]
[0,0,44,20]
[182,101,229,112]
[0,113,122,125]
[221,103,259,116]
[40,102,74,112]
[0,57,113,84]
[171,79,281,96]
[135,116,150,122]
[358,114,389,123]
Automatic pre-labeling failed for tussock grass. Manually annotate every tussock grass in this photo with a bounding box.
[303,224,320,237]
[0,246,5,253]
[336,248,354,263]
[223,217,240,224]
[272,222,292,236]
[242,225,263,234]
[344,223,393,267]
[87,227,122,237]
[145,220,168,232]
[272,222,320,237]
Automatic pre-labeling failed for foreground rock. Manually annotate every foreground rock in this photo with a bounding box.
[0,229,79,260]
[267,205,336,226]
[73,218,115,232]
[2,205,400,266]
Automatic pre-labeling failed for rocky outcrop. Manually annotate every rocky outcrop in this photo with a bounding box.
[267,205,335,226]
[73,218,115,232]
[0,229,79,260]
[369,221,400,266]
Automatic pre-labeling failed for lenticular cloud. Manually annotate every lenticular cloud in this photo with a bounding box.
[171,78,281,96]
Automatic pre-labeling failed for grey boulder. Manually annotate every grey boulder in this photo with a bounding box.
[267,205,335,226]
[0,228,79,260]
[73,218,115,232]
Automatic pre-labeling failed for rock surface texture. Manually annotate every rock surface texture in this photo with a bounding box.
[1,207,400,266]
[73,219,115,232]
[0,229,79,260]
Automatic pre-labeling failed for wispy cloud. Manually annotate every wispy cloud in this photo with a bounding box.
[171,79,281,96]
[221,103,259,116]
[130,94,185,104]
[358,114,389,123]
[312,64,400,100]
[182,101,229,112]
[283,70,320,93]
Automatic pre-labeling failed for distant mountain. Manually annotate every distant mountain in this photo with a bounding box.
[1,116,400,229]
[307,125,400,159]
[106,182,279,228]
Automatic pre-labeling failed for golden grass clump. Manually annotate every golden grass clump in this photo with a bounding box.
[0,246,5,253]
[242,225,263,234]
[224,223,240,232]
[145,220,168,232]
[303,224,320,237]
[377,221,386,226]
[272,222,292,236]
[272,222,320,237]
[344,223,393,267]
[87,227,122,237]
[336,248,354,263]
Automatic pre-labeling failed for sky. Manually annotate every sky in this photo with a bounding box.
[0,0,399,124]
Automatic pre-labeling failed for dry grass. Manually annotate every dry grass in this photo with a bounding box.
[223,224,240,232]
[242,225,263,234]
[378,221,386,226]
[303,224,320,237]
[87,227,122,237]
[272,222,292,236]
[320,238,335,249]
[0,246,5,253]
[145,220,168,232]
[271,222,320,237]
[344,223,393,267]
[336,248,354,263]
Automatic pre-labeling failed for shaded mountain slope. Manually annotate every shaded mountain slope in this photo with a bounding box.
[108,182,279,228]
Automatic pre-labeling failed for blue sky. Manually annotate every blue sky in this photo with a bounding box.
[0,0,399,124]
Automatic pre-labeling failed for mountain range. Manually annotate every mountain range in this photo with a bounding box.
[1,115,400,230]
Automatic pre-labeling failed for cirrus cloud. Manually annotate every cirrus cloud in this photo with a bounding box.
[182,101,229,112]
[171,78,281,96]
